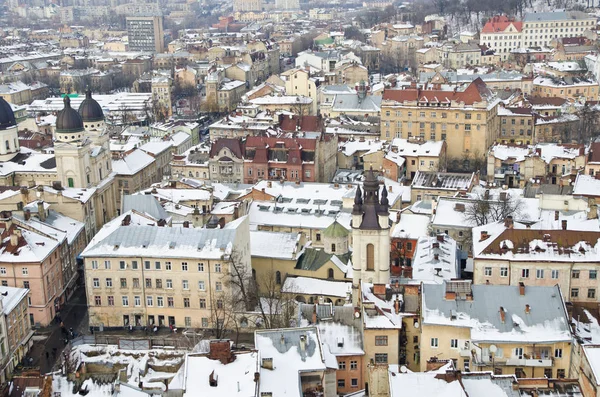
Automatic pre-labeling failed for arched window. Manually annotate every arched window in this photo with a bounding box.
[366,243,375,271]
[328,268,334,279]
[68,177,74,188]
[331,243,336,252]
[276,271,281,285]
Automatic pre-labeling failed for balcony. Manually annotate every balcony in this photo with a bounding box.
[505,357,553,367]
[494,168,519,178]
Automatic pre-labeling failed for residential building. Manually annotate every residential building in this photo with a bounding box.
[410,234,459,284]
[384,138,447,181]
[522,11,596,48]
[126,15,165,53]
[390,211,430,270]
[233,0,263,12]
[208,138,244,184]
[0,286,32,383]
[255,327,338,397]
[112,148,157,210]
[82,216,250,329]
[380,79,501,161]
[420,280,572,377]
[531,75,598,101]
[480,15,523,61]
[410,171,476,202]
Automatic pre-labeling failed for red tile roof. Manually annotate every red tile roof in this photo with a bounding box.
[588,142,600,163]
[482,16,522,33]
[383,78,489,106]
[209,138,244,159]
[279,115,323,132]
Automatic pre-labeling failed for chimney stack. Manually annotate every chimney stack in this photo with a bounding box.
[299,335,307,352]
[561,219,567,230]
[500,306,506,323]
[312,306,317,324]
[519,282,525,296]
[554,211,559,221]
[480,231,489,241]
[394,298,400,314]
[24,209,31,221]
[525,304,530,314]
[434,253,439,261]
[437,234,444,243]
[37,201,46,222]
[504,215,514,229]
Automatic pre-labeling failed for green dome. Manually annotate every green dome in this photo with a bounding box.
[323,220,349,238]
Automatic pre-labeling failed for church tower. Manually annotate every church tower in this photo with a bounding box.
[0,97,20,162]
[352,167,390,302]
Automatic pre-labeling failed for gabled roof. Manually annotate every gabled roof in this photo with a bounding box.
[209,138,244,159]
[383,78,491,105]
[481,16,523,33]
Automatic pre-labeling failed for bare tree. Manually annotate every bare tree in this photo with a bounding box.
[226,249,257,312]
[255,270,298,329]
[463,191,528,227]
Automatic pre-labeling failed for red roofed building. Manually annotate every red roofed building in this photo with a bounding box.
[480,15,523,61]
[380,79,500,168]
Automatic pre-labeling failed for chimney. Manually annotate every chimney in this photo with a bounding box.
[504,215,514,229]
[37,201,46,222]
[561,219,567,230]
[267,181,272,188]
[589,200,598,220]
[436,234,444,243]
[261,358,273,369]
[254,372,260,382]
[24,209,31,221]
[183,221,189,228]
[519,282,525,296]
[388,185,392,193]
[121,214,131,226]
[500,306,506,323]
[394,297,400,314]
[311,306,317,324]
[525,304,530,314]
[396,211,401,223]
[480,231,489,241]
[434,253,439,261]
[209,370,218,387]
[445,291,456,300]
[299,335,307,352]
[208,340,233,365]
[10,229,20,247]
[554,210,559,221]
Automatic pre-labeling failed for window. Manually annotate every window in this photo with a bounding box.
[22,268,28,276]
[94,296,102,305]
[590,270,597,279]
[338,380,345,388]
[146,296,153,306]
[450,339,458,348]
[536,269,544,279]
[514,347,523,359]
[156,279,162,289]
[108,296,114,306]
[215,281,223,291]
[198,263,204,272]
[132,261,138,270]
[374,353,388,363]
[484,267,492,276]
[122,296,129,306]
[146,278,152,288]
[106,278,113,288]
[184,298,190,307]
[120,278,127,288]
[166,279,173,289]
[157,296,164,307]
[182,280,189,290]
[554,348,562,358]
[119,261,126,270]
[551,270,559,279]
[185,317,192,327]
[217,299,224,309]
[145,261,151,270]
[571,288,579,298]
[168,297,174,307]
[202,318,208,327]
[572,270,580,278]
[350,360,358,370]
[199,298,206,308]
[588,288,596,299]
[500,267,508,277]
[104,260,111,270]
[521,268,530,278]
[276,271,282,285]
[366,243,375,271]
[431,338,439,347]
[557,369,565,378]
[182,262,188,271]
[198,280,205,290]
[316,233,321,241]
[339,361,346,370]
[155,261,161,270]
[375,336,388,346]
[215,263,221,273]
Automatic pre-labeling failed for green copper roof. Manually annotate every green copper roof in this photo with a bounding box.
[322,220,349,238]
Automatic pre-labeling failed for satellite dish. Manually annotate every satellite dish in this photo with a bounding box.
[489,344,498,353]
[413,320,420,329]
[400,366,408,373]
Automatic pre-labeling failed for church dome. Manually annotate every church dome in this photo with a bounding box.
[0,97,16,130]
[78,89,104,122]
[56,96,84,134]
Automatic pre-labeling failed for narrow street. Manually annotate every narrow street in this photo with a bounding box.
[28,286,88,373]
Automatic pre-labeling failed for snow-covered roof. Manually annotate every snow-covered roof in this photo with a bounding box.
[255,327,333,397]
[282,276,351,298]
[315,321,364,356]
[136,187,212,203]
[179,351,258,397]
[411,235,458,284]
[0,228,58,263]
[112,149,155,176]
[584,345,600,385]
[0,285,28,314]
[573,174,600,197]
[391,213,429,239]
[390,138,444,157]
[361,282,408,329]
[139,141,172,156]
[250,230,300,259]
[250,95,313,105]
[339,139,386,157]
[82,224,238,260]
[422,282,572,343]
[389,363,467,397]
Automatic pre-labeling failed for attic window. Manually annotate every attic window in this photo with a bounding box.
[301,208,311,214]
[258,205,270,211]
[169,242,176,249]
[331,200,343,207]
[328,210,340,216]
[296,198,310,204]
[314,199,327,205]
[286,208,297,213]
[280,197,293,203]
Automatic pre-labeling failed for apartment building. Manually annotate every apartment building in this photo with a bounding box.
[126,15,165,53]
[0,286,32,383]
[420,280,572,378]
[83,216,250,329]
[480,16,523,61]
[522,11,596,48]
[532,75,598,101]
[472,220,600,304]
[380,79,500,161]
